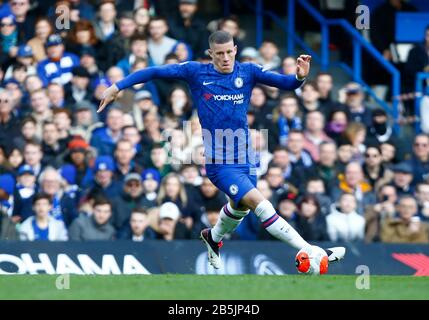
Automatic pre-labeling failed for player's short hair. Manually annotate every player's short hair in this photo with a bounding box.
[208,31,233,47]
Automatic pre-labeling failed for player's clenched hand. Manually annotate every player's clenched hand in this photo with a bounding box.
[97,84,119,113]
[296,55,311,80]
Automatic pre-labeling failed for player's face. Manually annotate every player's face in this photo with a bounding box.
[209,41,237,74]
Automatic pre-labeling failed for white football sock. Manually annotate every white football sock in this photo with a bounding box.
[211,203,249,243]
[254,199,309,249]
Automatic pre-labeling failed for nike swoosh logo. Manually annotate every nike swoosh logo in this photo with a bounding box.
[203,81,214,85]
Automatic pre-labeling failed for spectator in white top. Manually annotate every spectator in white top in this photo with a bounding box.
[19,193,68,241]
[326,193,365,242]
[148,17,177,66]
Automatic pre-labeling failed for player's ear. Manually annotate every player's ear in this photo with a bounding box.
[233,45,237,55]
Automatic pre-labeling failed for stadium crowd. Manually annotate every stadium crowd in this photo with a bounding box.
[0,0,429,243]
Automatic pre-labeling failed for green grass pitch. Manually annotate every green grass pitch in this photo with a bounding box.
[0,275,428,299]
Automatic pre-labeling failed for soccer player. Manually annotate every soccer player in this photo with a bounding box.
[98,31,345,269]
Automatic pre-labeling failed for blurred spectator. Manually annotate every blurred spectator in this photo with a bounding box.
[363,145,394,191]
[300,81,321,116]
[295,194,329,241]
[4,45,37,79]
[90,107,124,156]
[65,66,92,105]
[263,164,298,207]
[41,121,66,167]
[85,155,121,200]
[313,141,340,191]
[0,173,14,217]
[405,134,429,184]
[38,166,78,226]
[10,0,36,42]
[331,162,376,215]
[117,34,152,76]
[65,19,100,58]
[113,139,143,183]
[7,147,24,170]
[303,110,332,162]
[327,193,365,242]
[47,83,65,108]
[250,128,272,177]
[275,94,302,147]
[287,129,314,171]
[366,109,396,145]
[381,195,429,243]
[157,172,201,229]
[171,41,193,63]
[0,89,20,151]
[148,143,172,177]
[180,164,202,187]
[112,172,154,230]
[70,100,100,140]
[117,207,157,241]
[380,140,398,167]
[134,6,150,35]
[53,108,72,142]
[140,112,163,154]
[19,193,68,241]
[325,109,349,144]
[36,34,80,86]
[365,184,398,243]
[93,0,117,42]
[148,16,177,66]
[68,197,116,241]
[257,40,280,71]
[342,82,372,126]
[132,90,158,131]
[27,17,53,62]
[23,141,44,177]
[343,122,367,162]
[0,14,18,65]
[98,11,137,72]
[141,168,161,206]
[269,146,302,190]
[168,0,208,59]
[166,86,192,121]
[316,72,337,113]
[156,201,191,240]
[390,162,415,197]
[192,202,224,239]
[415,182,429,222]
[0,205,18,239]
[64,136,93,190]
[304,177,332,216]
[196,175,227,212]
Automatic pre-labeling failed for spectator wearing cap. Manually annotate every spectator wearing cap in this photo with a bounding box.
[11,164,36,223]
[36,34,80,86]
[64,136,93,191]
[141,168,161,207]
[4,45,36,80]
[111,172,155,231]
[390,162,415,197]
[84,155,121,200]
[404,134,429,185]
[27,17,54,62]
[155,202,191,240]
[93,0,117,42]
[37,166,78,227]
[0,89,21,151]
[64,66,93,106]
[19,193,68,241]
[98,12,138,72]
[41,121,67,168]
[90,107,124,156]
[68,197,116,241]
[0,173,15,217]
[167,0,208,60]
[341,82,373,127]
[116,33,153,76]
[113,139,143,184]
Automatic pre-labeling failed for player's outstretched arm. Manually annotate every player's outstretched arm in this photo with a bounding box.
[97,62,195,113]
[253,54,311,90]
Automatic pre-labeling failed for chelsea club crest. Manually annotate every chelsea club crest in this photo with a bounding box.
[234,77,243,88]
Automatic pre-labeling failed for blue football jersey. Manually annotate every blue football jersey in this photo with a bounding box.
[116,61,304,165]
